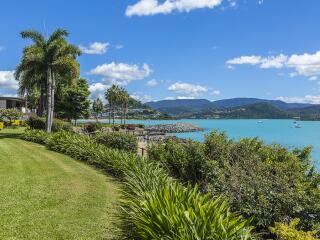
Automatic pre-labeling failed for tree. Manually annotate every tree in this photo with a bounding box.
[0,109,23,122]
[92,98,104,122]
[56,78,90,125]
[16,28,80,132]
[105,84,120,125]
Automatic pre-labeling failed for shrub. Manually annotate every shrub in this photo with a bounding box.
[21,130,255,239]
[26,117,72,132]
[84,122,103,133]
[148,130,320,235]
[148,139,206,185]
[95,131,138,153]
[21,129,49,144]
[269,218,319,240]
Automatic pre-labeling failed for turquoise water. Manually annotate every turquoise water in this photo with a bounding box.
[82,119,320,167]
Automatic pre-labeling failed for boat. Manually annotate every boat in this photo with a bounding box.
[294,123,302,128]
[257,121,263,123]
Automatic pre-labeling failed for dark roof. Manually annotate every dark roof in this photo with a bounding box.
[0,96,25,102]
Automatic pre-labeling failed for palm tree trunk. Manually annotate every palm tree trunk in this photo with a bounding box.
[108,103,111,124]
[39,80,46,116]
[45,67,52,132]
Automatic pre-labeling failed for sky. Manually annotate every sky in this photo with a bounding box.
[1,0,320,103]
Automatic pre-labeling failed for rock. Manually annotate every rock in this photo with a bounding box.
[145,122,203,133]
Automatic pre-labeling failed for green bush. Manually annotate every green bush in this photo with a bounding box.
[269,218,319,240]
[95,131,138,153]
[148,139,206,185]
[21,130,255,239]
[21,129,49,144]
[84,122,103,133]
[26,117,72,132]
[148,131,320,235]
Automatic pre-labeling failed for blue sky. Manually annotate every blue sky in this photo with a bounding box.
[1,0,320,103]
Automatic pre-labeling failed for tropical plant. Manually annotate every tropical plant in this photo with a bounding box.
[92,98,104,122]
[0,108,23,122]
[148,131,320,236]
[269,218,319,240]
[95,131,138,153]
[16,28,81,132]
[26,116,72,132]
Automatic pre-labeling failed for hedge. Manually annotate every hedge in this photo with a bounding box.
[95,131,138,153]
[26,117,72,132]
[21,129,255,239]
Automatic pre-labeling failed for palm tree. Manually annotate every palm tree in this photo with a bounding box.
[16,29,80,132]
[119,87,129,125]
[105,85,120,125]
[92,98,104,122]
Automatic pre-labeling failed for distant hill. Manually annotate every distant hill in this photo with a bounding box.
[145,98,320,120]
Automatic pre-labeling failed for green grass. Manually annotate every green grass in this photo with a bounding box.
[0,128,121,240]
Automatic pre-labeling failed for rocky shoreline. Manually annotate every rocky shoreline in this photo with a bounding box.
[145,122,203,133]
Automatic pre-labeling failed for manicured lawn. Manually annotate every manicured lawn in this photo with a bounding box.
[0,128,120,239]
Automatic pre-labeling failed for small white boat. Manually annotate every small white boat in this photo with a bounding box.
[294,124,302,128]
[257,121,263,123]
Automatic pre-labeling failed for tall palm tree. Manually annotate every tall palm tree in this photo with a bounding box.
[16,29,80,132]
[105,85,120,125]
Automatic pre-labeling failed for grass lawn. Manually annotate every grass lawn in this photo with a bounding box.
[0,128,121,239]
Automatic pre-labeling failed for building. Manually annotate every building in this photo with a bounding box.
[0,96,26,113]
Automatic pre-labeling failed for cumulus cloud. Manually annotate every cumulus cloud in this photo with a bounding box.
[277,95,320,104]
[211,90,221,95]
[168,82,207,96]
[227,51,320,79]
[126,0,223,17]
[131,92,152,103]
[88,82,109,102]
[146,79,158,87]
[79,42,109,55]
[0,71,18,90]
[89,62,152,85]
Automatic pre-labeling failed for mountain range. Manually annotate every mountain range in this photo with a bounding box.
[146,98,320,120]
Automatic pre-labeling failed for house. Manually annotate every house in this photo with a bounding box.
[0,96,26,113]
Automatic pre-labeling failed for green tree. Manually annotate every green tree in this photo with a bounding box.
[57,78,90,125]
[105,84,120,125]
[92,98,104,122]
[16,28,80,132]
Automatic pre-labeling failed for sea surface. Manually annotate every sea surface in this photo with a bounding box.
[81,119,320,168]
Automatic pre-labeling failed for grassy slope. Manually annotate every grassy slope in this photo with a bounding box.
[0,128,120,240]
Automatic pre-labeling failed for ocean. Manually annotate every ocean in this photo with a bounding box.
[80,119,320,168]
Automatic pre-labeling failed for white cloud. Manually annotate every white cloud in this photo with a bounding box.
[168,82,207,96]
[227,51,320,79]
[146,79,158,87]
[115,44,124,50]
[126,0,223,17]
[211,90,221,95]
[131,92,152,103]
[89,62,152,85]
[79,42,109,55]
[276,95,320,104]
[89,82,109,102]
[177,96,195,99]
[287,51,320,77]
[0,71,18,90]
[163,96,195,100]
[309,76,318,81]
[227,56,262,66]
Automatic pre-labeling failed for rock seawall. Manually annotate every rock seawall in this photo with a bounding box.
[146,122,203,133]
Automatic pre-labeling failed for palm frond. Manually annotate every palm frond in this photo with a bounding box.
[20,30,45,46]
